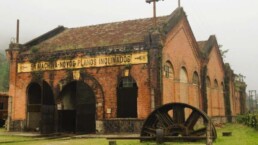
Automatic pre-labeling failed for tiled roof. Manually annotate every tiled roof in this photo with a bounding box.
[22,7,186,54]
[197,41,208,54]
[23,16,169,53]
[197,35,218,57]
[198,35,224,70]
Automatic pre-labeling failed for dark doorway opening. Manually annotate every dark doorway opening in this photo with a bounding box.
[41,81,55,134]
[117,77,138,118]
[27,82,42,131]
[58,81,96,134]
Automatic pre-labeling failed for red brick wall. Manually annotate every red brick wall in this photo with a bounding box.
[9,57,151,121]
[162,17,201,109]
[206,46,225,116]
[234,91,241,115]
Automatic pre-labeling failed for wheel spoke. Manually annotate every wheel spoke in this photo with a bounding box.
[190,127,206,136]
[155,111,174,127]
[140,103,217,141]
[184,110,201,130]
[173,105,185,125]
[142,127,156,136]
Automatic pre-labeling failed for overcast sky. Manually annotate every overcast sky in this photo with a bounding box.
[0,0,258,92]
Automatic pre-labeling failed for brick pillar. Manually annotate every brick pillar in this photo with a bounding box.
[6,45,20,128]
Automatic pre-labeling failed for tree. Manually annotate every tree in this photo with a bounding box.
[0,52,9,92]
[220,49,229,59]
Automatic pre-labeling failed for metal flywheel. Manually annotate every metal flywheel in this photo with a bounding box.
[141,103,217,142]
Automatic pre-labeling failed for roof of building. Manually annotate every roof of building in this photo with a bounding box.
[21,7,185,54]
[197,41,208,54]
[198,35,225,72]
[197,35,218,57]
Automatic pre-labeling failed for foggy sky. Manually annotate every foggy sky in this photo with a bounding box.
[0,0,258,92]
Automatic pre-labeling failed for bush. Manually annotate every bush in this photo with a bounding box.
[237,113,258,130]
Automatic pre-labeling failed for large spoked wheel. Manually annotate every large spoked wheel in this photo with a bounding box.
[141,103,217,141]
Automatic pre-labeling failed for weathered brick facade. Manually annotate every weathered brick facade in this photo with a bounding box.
[6,7,246,133]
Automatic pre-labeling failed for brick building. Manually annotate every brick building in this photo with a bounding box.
[6,7,245,133]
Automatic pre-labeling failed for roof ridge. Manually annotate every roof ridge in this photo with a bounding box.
[69,15,170,30]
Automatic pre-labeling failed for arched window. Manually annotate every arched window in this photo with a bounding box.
[164,61,174,78]
[180,67,188,103]
[221,82,224,91]
[192,71,199,85]
[214,79,219,88]
[206,76,211,87]
[117,77,138,118]
[206,76,212,115]
[119,77,137,88]
[180,67,188,83]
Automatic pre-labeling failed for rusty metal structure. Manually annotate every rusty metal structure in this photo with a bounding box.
[108,103,216,143]
[141,103,217,142]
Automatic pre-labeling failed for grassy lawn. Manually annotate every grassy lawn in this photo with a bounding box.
[0,124,257,145]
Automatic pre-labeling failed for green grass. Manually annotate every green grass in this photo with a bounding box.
[0,124,258,145]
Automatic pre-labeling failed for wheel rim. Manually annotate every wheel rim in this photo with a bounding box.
[141,103,217,141]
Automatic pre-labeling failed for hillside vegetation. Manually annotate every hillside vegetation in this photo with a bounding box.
[0,51,9,92]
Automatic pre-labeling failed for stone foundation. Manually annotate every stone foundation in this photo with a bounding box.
[212,116,238,124]
[8,120,26,131]
[7,116,235,134]
[102,118,144,133]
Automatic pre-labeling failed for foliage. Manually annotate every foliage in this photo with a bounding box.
[220,49,229,59]
[237,113,258,130]
[0,52,9,92]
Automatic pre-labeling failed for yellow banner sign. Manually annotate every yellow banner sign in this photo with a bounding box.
[18,51,148,73]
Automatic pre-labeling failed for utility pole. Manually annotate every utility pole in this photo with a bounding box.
[146,0,163,28]
[249,90,256,113]
[16,19,20,44]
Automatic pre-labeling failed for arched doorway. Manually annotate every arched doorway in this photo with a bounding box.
[41,81,55,134]
[27,81,56,133]
[117,77,138,118]
[58,81,96,134]
[27,82,42,131]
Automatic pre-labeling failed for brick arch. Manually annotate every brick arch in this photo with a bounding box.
[117,75,138,118]
[162,60,175,104]
[117,67,138,87]
[191,71,200,108]
[206,76,211,87]
[179,67,189,104]
[164,60,174,79]
[221,82,224,90]
[206,76,212,116]
[213,79,220,116]
[214,79,219,88]
[180,66,188,83]
[56,72,104,120]
[192,71,199,85]
[26,81,42,131]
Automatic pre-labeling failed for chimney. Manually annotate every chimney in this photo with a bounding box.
[16,19,19,44]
